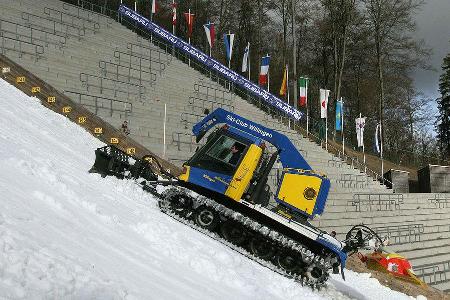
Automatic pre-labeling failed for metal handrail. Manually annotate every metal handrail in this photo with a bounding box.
[98,60,156,84]
[127,42,172,63]
[63,2,114,27]
[351,193,403,212]
[64,90,132,117]
[0,18,66,49]
[415,261,450,285]
[44,6,100,32]
[373,223,424,245]
[172,131,203,152]
[113,50,165,74]
[0,33,44,61]
[79,72,146,100]
[22,11,85,40]
[187,96,234,112]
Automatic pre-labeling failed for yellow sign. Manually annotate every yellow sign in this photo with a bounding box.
[47,96,56,103]
[94,127,103,134]
[78,116,87,124]
[16,76,25,83]
[110,137,119,144]
[2,67,10,74]
[62,106,72,114]
[31,86,41,93]
[126,148,136,155]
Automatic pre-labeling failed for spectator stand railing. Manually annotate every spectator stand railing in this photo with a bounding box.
[187,97,235,114]
[22,12,86,40]
[64,90,132,117]
[373,223,424,245]
[113,49,166,75]
[62,2,114,28]
[428,194,450,209]
[43,6,100,33]
[127,42,172,66]
[350,193,404,212]
[415,261,450,286]
[0,31,44,61]
[98,60,156,86]
[0,18,66,49]
[79,72,146,101]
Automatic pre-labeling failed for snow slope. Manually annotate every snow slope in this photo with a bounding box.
[0,79,421,299]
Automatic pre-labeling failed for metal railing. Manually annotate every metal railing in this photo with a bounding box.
[337,173,369,188]
[63,2,114,27]
[193,83,234,105]
[114,50,165,74]
[172,131,204,152]
[350,193,404,212]
[0,18,66,49]
[22,12,85,40]
[428,194,450,209]
[373,223,424,245]
[64,90,132,116]
[187,96,234,112]
[415,261,450,285]
[44,6,100,33]
[0,33,44,61]
[79,72,145,100]
[127,42,172,64]
[98,60,156,85]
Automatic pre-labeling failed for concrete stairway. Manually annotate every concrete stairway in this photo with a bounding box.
[0,0,448,292]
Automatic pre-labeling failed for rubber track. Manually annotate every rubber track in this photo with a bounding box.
[158,187,332,289]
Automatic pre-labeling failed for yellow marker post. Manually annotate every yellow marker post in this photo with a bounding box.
[94,127,103,134]
[47,96,56,103]
[31,87,41,93]
[78,116,87,124]
[16,76,25,83]
[62,106,72,114]
[110,137,119,144]
[126,148,136,155]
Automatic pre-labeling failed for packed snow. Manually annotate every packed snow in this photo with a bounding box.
[0,79,422,299]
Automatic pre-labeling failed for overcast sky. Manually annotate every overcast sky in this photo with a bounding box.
[413,0,450,100]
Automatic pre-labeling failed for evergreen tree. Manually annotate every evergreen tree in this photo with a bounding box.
[437,53,450,158]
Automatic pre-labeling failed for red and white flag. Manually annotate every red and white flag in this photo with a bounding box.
[184,10,195,38]
[320,89,330,118]
[259,55,270,86]
[203,22,215,49]
[171,1,177,25]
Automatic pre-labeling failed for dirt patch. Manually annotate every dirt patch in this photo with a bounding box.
[346,255,450,300]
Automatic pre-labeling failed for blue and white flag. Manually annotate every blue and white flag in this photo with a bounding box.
[335,99,343,131]
[242,42,250,72]
[223,33,235,64]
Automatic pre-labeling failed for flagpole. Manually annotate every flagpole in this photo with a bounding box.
[248,44,251,81]
[172,0,175,35]
[306,77,309,136]
[325,90,329,151]
[228,31,231,69]
[150,1,153,42]
[267,54,270,93]
[380,123,384,183]
[188,9,191,67]
[342,98,344,155]
[360,113,366,173]
[287,64,291,128]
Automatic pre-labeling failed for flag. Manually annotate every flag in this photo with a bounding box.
[298,77,308,107]
[320,89,330,118]
[151,0,157,14]
[223,33,235,64]
[335,99,343,131]
[171,1,177,25]
[259,55,270,86]
[203,22,215,49]
[374,123,381,154]
[242,42,249,72]
[184,11,195,38]
[280,65,288,96]
[355,116,366,147]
